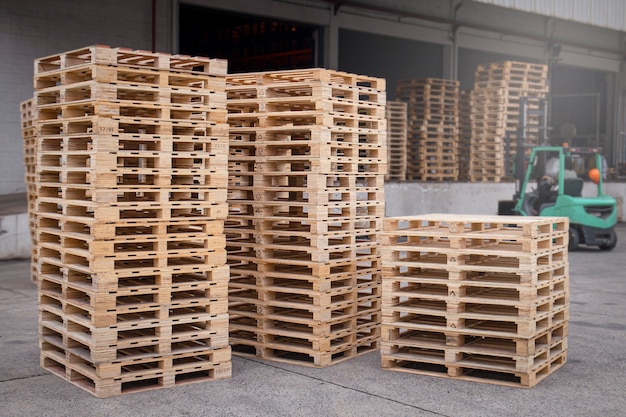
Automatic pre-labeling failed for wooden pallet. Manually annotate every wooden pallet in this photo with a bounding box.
[35,45,227,76]
[228,93,385,117]
[229,129,385,149]
[35,83,225,109]
[37,101,227,126]
[35,63,226,92]
[36,115,228,138]
[41,346,231,398]
[382,214,568,235]
[380,345,566,388]
[229,111,385,131]
[475,61,548,82]
[382,325,566,372]
[385,101,407,181]
[230,318,380,367]
[227,67,385,93]
[40,261,229,293]
[229,170,385,188]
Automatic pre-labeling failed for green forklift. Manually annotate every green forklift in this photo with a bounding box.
[498,98,618,251]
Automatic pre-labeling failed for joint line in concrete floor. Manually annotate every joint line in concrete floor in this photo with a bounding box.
[0,373,50,383]
[241,357,452,417]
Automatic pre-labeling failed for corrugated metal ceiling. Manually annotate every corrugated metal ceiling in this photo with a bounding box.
[473,0,626,32]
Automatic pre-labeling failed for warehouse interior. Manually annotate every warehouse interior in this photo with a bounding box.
[1,0,626,415]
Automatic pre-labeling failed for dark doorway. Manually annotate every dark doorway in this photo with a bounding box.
[179,4,318,73]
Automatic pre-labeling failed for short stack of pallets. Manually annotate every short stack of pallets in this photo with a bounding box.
[33,45,232,397]
[225,68,386,367]
[458,90,472,181]
[21,98,38,282]
[385,101,407,181]
[470,61,549,182]
[396,78,459,181]
[381,214,569,387]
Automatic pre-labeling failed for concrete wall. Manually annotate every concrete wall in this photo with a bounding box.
[1,181,624,259]
[0,0,171,195]
[385,181,626,219]
[0,213,30,260]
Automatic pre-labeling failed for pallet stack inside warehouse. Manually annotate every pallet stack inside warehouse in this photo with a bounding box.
[32,45,231,397]
[458,90,472,181]
[225,68,386,367]
[385,101,407,181]
[470,61,549,182]
[396,78,459,181]
[21,98,38,282]
[380,214,569,387]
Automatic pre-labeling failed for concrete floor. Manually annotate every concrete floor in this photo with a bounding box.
[1,224,625,417]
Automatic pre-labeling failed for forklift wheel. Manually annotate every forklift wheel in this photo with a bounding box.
[599,228,617,251]
[568,227,580,251]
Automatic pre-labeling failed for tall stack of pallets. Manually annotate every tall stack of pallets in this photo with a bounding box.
[21,98,38,282]
[396,78,459,181]
[225,68,386,367]
[380,214,569,387]
[470,61,549,182]
[385,101,407,181]
[33,45,232,397]
[458,90,472,181]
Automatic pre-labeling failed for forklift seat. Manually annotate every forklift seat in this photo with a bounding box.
[563,178,583,197]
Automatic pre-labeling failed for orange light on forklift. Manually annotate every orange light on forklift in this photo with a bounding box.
[589,168,601,184]
[562,142,569,147]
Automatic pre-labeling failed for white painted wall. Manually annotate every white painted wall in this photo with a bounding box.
[0,0,170,195]
[384,181,626,219]
[0,213,30,260]
[383,182,513,216]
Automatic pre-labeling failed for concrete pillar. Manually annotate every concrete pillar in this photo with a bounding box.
[323,10,339,70]
[171,0,179,54]
[442,42,457,80]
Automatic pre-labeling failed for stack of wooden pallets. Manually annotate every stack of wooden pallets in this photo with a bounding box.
[225,68,386,367]
[32,45,232,397]
[470,61,548,182]
[385,101,407,181]
[381,214,569,387]
[458,90,472,181]
[396,78,459,181]
[21,98,38,282]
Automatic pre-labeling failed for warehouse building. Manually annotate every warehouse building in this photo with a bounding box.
[3,0,626,195]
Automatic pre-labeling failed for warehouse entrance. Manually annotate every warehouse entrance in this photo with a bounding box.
[179,4,319,73]
[549,65,610,150]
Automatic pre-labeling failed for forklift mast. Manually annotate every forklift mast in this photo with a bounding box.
[510,96,549,202]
